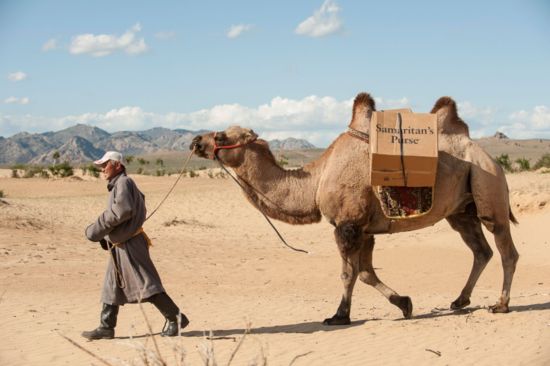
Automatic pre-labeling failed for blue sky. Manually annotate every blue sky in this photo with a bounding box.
[1,0,549,146]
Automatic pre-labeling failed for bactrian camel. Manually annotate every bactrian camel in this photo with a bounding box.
[190,93,519,325]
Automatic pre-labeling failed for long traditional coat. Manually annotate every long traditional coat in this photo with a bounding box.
[85,172,165,305]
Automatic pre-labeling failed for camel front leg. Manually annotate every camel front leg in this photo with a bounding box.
[323,251,359,325]
[358,235,413,319]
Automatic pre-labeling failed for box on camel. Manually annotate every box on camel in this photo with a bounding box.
[370,109,438,187]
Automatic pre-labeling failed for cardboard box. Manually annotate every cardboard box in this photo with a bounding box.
[370,110,438,187]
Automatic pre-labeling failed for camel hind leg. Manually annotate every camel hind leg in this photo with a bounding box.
[469,160,519,313]
[446,204,493,310]
[486,223,519,313]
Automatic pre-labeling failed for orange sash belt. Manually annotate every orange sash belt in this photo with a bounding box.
[114,227,152,248]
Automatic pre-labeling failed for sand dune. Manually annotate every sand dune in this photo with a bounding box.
[0,172,549,365]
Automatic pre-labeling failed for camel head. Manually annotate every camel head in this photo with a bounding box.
[190,126,260,166]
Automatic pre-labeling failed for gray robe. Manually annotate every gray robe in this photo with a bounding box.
[86,172,165,305]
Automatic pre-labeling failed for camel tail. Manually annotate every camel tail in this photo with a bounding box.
[509,208,519,225]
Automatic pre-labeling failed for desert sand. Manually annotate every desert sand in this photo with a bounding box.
[0,170,549,365]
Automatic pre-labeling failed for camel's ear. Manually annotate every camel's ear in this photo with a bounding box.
[242,128,258,144]
[349,92,376,130]
[431,96,469,136]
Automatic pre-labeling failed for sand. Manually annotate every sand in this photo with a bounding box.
[0,170,549,365]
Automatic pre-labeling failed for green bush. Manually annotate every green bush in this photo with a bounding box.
[0,190,4,198]
[495,154,512,172]
[136,167,144,174]
[23,165,48,178]
[11,169,19,178]
[83,164,101,178]
[533,154,550,170]
[48,162,74,177]
[188,170,198,178]
[155,169,166,176]
[515,158,530,172]
[277,155,289,167]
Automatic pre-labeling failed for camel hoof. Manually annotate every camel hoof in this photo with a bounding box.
[488,303,509,313]
[450,297,471,310]
[322,315,351,326]
[390,295,413,319]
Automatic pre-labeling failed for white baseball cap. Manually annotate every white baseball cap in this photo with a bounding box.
[94,151,125,166]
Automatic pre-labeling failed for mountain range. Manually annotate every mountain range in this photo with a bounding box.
[0,124,317,165]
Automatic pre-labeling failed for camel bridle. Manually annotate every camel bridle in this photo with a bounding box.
[211,131,258,160]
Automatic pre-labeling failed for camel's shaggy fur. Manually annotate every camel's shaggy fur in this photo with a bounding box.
[191,92,519,324]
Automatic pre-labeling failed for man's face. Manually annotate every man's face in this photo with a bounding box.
[101,160,121,180]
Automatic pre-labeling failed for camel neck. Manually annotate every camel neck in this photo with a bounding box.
[232,148,323,225]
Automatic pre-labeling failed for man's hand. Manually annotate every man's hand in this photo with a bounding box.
[99,239,109,251]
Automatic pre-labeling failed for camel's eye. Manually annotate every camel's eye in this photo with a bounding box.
[215,132,227,144]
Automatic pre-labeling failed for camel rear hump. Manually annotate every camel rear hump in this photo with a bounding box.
[431,96,470,136]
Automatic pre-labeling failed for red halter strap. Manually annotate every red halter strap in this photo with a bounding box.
[211,131,257,160]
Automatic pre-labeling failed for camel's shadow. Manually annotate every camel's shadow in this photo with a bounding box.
[181,319,368,338]
[116,301,550,339]
[414,301,550,320]
[113,319,366,340]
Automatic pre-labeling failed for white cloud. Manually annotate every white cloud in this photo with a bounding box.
[0,95,356,146]
[295,0,343,38]
[227,24,253,39]
[11,97,548,144]
[499,105,550,138]
[8,71,27,82]
[42,38,58,51]
[4,97,29,105]
[69,23,148,57]
[457,101,496,125]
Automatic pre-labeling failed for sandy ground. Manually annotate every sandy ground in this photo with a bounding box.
[0,170,549,365]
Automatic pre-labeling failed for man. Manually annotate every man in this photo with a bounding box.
[82,151,189,340]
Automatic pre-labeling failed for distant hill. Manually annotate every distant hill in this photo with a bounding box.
[0,124,317,165]
[30,136,105,165]
[269,137,316,150]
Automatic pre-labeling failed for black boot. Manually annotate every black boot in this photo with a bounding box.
[82,303,119,340]
[148,292,189,337]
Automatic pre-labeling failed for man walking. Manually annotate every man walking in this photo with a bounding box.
[82,151,189,340]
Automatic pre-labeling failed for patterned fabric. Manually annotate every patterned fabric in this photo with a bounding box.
[376,186,433,218]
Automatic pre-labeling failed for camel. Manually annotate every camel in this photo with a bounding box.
[190,93,519,325]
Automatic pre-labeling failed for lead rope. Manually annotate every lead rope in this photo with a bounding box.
[214,157,309,254]
[145,147,196,222]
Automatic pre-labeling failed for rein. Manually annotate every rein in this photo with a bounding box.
[145,147,196,221]
[215,159,309,254]
[210,139,308,254]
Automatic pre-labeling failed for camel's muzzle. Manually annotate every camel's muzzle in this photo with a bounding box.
[190,136,207,157]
